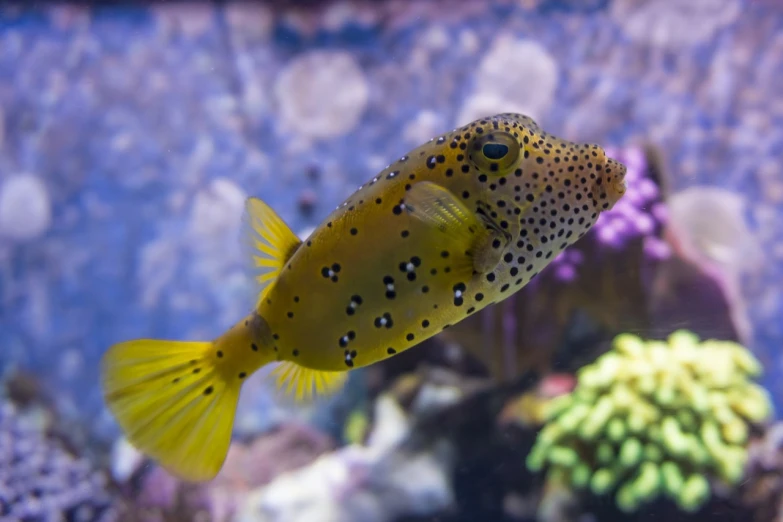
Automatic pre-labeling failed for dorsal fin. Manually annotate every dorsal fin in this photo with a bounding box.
[242,197,302,305]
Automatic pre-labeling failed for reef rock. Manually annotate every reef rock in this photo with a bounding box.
[235,395,454,522]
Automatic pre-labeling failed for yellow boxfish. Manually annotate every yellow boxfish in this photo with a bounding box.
[101,113,627,482]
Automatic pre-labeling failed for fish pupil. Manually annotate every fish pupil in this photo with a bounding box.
[482,143,509,160]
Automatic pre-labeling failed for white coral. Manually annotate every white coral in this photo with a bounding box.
[274,51,370,141]
[457,36,558,126]
[0,174,52,241]
[610,0,740,48]
[666,186,762,345]
[402,110,444,145]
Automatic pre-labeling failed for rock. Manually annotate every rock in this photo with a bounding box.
[234,395,454,522]
[274,51,369,140]
[0,174,52,241]
[120,424,335,522]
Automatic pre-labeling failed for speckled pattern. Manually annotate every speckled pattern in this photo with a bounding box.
[0,400,117,521]
[0,0,781,436]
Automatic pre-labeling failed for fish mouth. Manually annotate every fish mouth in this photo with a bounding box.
[604,157,627,210]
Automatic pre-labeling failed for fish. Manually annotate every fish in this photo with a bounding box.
[100,113,627,482]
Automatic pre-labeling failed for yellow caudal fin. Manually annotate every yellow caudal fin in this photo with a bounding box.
[100,339,240,482]
[270,361,348,404]
[241,197,303,305]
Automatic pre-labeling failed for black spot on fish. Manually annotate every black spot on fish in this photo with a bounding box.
[453,282,466,306]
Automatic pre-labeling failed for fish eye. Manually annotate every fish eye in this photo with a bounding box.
[470,132,521,176]
[482,143,509,160]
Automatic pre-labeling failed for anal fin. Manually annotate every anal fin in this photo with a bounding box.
[242,197,303,305]
[270,361,348,403]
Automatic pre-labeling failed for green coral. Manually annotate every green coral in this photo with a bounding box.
[526,330,772,514]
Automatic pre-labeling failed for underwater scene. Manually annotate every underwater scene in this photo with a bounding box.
[1,0,783,521]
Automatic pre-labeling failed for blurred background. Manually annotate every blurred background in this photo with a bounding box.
[1,1,782,521]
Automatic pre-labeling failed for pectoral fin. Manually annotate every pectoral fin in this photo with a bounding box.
[404,181,504,275]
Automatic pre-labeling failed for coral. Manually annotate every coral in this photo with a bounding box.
[0,174,52,241]
[527,330,772,514]
[499,373,576,428]
[402,110,445,146]
[609,0,741,48]
[664,185,763,345]
[457,36,558,126]
[667,186,762,277]
[274,50,369,140]
[0,400,117,522]
[740,422,783,522]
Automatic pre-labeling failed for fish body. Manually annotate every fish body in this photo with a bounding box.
[100,113,627,482]
[261,113,626,371]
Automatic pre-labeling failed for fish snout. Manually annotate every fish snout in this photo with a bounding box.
[603,157,627,210]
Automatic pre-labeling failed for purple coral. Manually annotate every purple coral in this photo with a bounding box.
[548,145,670,280]
[0,401,117,522]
